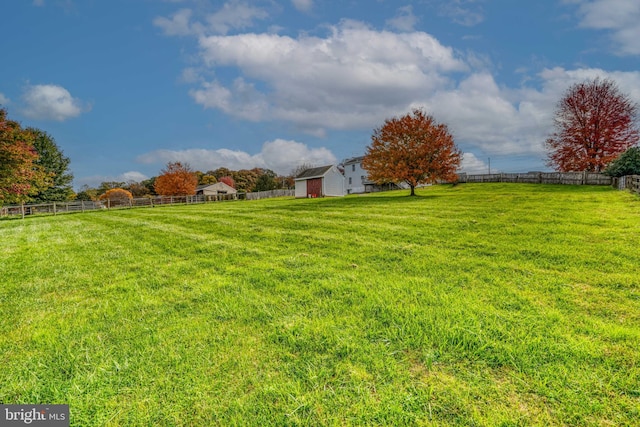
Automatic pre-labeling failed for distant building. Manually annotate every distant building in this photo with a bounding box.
[342,156,404,194]
[342,156,368,194]
[294,165,345,198]
[195,182,237,197]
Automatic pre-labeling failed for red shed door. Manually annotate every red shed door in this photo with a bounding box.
[306,178,322,197]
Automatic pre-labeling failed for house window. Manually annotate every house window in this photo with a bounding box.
[352,164,355,172]
[361,175,365,181]
[348,177,352,185]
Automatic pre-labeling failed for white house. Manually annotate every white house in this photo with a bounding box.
[342,156,405,193]
[342,156,368,194]
[295,165,345,198]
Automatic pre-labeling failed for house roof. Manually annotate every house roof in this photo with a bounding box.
[295,165,334,180]
[343,156,365,165]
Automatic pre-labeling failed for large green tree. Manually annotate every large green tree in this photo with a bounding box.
[27,128,74,202]
[0,109,48,205]
[253,169,278,191]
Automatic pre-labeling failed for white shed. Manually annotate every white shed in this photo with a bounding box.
[195,182,237,196]
[295,165,345,198]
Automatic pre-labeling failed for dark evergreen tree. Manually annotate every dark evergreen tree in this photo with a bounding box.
[27,128,74,202]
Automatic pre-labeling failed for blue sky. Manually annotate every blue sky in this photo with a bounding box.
[1,0,639,188]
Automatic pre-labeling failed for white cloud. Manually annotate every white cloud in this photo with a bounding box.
[183,23,564,156]
[158,9,640,161]
[33,0,44,6]
[192,20,466,133]
[154,2,268,37]
[121,171,149,182]
[426,73,550,156]
[180,67,203,84]
[386,6,419,32]
[439,0,484,27]
[153,8,196,36]
[75,171,149,189]
[137,139,336,175]
[460,152,489,174]
[291,0,313,13]
[189,78,269,121]
[572,0,640,55]
[0,93,9,105]
[21,84,89,121]
[259,139,336,173]
[206,1,268,35]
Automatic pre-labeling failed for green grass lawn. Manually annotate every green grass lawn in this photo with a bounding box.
[1,184,639,426]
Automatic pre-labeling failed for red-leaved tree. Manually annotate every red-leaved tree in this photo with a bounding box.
[219,175,235,189]
[0,109,49,205]
[154,162,198,196]
[546,78,639,172]
[362,109,462,196]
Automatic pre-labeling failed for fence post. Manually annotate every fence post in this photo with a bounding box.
[21,203,25,219]
[53,202,57,215]
[81,200,85,212]
[108,199,110,210]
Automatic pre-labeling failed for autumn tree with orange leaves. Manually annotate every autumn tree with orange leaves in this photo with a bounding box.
[99,188,133,207]
[154,162,198,196]
[546,78,639,172]
[363,109,462,196]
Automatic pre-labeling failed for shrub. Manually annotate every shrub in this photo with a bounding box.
[603,147,640,177]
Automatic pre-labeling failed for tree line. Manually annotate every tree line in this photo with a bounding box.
[76,164,298,202]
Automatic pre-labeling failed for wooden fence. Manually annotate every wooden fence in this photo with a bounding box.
[0,194,238,220]
[246,189,294,200]
[458,172,612,185]
[613,175,640,194]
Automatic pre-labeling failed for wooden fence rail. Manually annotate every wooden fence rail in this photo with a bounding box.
[0,194,239,219]
[246,189,294,200]
[612,175,640,194]
[458,172,612,185]
[632,176,640,194]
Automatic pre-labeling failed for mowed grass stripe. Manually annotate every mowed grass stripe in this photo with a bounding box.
[1,184,639,425]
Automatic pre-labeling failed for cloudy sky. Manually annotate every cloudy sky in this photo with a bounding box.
[1,0,639,188]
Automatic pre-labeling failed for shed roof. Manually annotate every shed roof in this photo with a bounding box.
[295,165,334,180]
[196,182,237,192]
